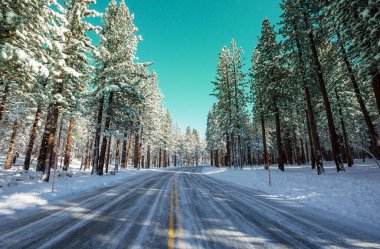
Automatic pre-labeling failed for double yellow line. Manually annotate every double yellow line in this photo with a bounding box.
[168,178,183,249]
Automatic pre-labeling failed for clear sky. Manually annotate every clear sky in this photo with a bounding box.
[90,0,282,137]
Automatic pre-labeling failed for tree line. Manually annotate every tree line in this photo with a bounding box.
[206,0,380,174]
[0,0,207,181]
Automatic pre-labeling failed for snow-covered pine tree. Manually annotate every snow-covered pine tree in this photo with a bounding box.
[92,0,148,175]
[211,40,249,168]
[330,0,380,117]
[251,18,288,171]
[36,0,99,181]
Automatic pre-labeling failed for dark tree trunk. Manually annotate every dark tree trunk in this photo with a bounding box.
[158,148,162,168]
[4,120,18,169]
[247,145,252,166]
[293,130,302,165]
[138,128,144,168]
[300,139,306,164]
[126,133,133,167]
[134,131,140,168]
[215,149,219,166]
[114,139,120,173]
[371,67,380,118]
[24,106,41,170]
[334,88,353,167]
[121,134,127,168]
[63,116,75,171]
[302,2,343,171]
[226,134,231,167]
[0,82,9,124]
[294,24,323,173]
[146,144,151,168]
[80,139,90,171]
[284,131,293,164]
[105,136,112,173]
[163,144,167,167]
[37,104,61,174]
[83,140,93,171]
[305,110,315,168]
[98,92,114,175]
[261,114,268,168]
[92,96,104,175]
[274,101,284,171]
[36,108,52,172]
[42,105,60,182]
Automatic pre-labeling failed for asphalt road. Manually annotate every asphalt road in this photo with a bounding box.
[0,167,379,249]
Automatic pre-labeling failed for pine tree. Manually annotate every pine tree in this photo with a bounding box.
[92,0,147,175]
[251,18,288,171]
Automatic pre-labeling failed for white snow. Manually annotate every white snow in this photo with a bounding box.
[203,160,380,229]
[0,157,153,219]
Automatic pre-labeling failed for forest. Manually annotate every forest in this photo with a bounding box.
[1,1,380,248]
[206,0,380,174]
[0,0,207,182]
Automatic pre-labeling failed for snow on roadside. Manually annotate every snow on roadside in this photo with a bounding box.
[202,160,380,229]
[0,158,153,218]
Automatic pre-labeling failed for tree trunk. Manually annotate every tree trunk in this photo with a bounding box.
[158,148,162,168]
[4,120,18,169]
[305,110,315,168]
[274,102,284,171]
[56,119,64,171]
[293,129,302,165]
[114,139,120,173]
[92,96,104,175]
[105,136,112,173]
[261,114,268,168]
[98,92,114,175]
[63,116,75,171]
[300,139,306,164]
[84,140,92,171]
[371,67,380,118]
[284,131,293,164]
[334,88,353,167]
[134,131,140,168]
[0,82,9,124]
[80,139,90,170]
[24,106,41,170]
[121,134,127,168]
[146,144,151,168]
[215,149,219,166]
[138,127,144,168]
[294,25,323,173]
[163,146,167,167]
[42,105,60,182]
[226,134,231,167]
[302,2,343,171]
[126,133,133,167]
[36,108,53,172]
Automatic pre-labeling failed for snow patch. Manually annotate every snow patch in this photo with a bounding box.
[203,160,380,229]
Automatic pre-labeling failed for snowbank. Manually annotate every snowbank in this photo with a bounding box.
[0,157,154,218]
[202,160,380,229]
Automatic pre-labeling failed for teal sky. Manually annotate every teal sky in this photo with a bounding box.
[90,0,282,137]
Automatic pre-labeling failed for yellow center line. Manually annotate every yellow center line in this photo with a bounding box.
[175,179,184,249]
[168,181,175,249]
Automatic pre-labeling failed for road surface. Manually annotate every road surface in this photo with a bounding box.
[0,167,379,249]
